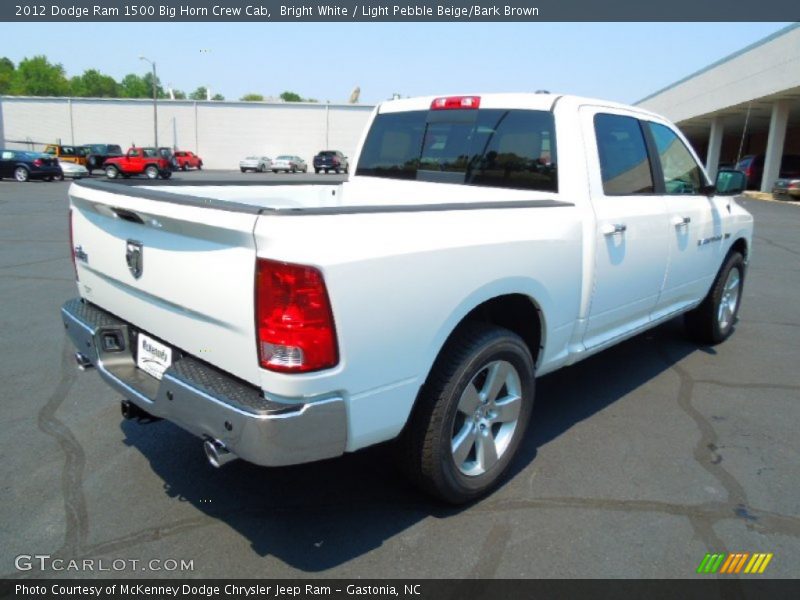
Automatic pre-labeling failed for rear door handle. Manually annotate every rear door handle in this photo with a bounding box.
[602,223,627,236]
[672,216,691,228]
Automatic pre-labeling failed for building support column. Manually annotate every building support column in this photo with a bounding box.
[761,100,790,192]
[706,117,724,180]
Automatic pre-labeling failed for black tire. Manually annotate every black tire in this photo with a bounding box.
[396,322,535,504]
[272,169,278,174]
[145,165,159,179]
[54,171,65,182]
[198,162,203,170]
[684,251,745,345]
[14,166,30,182]
[315,168,320,174]
[241,168,247,173]
[324,168,330,174]
[344,165,349,174]
[105,166,119,179]
[161,170,172,180]
[182,163,189,171]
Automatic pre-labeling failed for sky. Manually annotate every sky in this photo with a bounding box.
[0,22,793,105]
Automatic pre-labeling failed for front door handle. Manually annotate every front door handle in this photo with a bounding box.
[602,223,627,236]
[673,216,691,228]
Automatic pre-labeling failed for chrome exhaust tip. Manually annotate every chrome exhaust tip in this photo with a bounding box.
[75,352,93,371]
[203,439,237,468]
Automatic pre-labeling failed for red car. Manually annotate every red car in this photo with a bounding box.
[104,147,173,180]
[174,150,203,171]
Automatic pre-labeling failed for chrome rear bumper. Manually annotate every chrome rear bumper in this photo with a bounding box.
[61,298,347,467]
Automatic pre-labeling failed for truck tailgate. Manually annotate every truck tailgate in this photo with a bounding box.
[69,183,261,385]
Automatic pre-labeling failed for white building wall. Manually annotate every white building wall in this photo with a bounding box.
[0,96,374,169]
[637,24,800,122]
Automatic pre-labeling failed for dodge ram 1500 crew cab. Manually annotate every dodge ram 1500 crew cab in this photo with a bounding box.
[61,93,752,503]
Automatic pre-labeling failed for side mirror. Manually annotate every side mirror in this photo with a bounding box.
[714,169,747,195]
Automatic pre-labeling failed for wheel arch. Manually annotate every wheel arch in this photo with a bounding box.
[398,282,549,435]
[729,236,748,262]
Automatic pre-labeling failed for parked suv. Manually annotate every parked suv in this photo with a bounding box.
[103,147,173,179]
[735,153,800,189]
[313,150,348,174]
[82,144,123,174]
[43,144,87,167]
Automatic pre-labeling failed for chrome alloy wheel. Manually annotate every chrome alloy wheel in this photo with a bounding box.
[451,360,522,476]
[717,268,741,331]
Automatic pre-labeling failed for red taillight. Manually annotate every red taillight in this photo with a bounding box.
[255,258,338,373]
[33,158,43,167]
[69,208,78,281]
[430,96,481,110]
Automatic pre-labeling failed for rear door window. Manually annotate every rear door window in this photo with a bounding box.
[593,113,654,195]
[356,108,558,192]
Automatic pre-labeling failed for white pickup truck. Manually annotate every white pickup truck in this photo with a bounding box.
[62,93,752,503]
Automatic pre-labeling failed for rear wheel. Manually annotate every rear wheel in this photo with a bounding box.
[145,165,159,179]
[105,166,119,179]
[54,171,65,182]
[182,163,188,171]
[198,162,203,170]
[14,167,30,182]
[161,170,172,180]
[397,322,535,504]
[272,169,278,174]
[685,252,745,345]
[315,168,320,174]
[324,168,330,174]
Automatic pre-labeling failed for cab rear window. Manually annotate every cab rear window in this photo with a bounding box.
[356,109,557,192]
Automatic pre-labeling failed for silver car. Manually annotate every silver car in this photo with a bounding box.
[55,158,89,180]
[271,155,308,173]
[239,156,272,173]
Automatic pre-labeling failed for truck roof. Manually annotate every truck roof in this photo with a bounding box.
[377,92,665,121]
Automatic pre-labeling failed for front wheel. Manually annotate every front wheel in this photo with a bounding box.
[684,251,745,345]
[105,166,119,179]
[397,323,535,504]
[314,168,320,174]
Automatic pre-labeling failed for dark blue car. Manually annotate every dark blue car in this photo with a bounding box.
[0,149,63,182]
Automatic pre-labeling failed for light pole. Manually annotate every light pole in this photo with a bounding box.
[139,56,158,147]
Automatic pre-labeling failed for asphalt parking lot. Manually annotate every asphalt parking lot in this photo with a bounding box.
[1,171,798,579]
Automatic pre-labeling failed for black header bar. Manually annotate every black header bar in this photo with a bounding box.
[2,0,799,22]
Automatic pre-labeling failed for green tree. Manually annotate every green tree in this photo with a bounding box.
[69,69,119,97]
[0,57,14,94]
[172,89,186,99]
[189,86,208,100]
[279,91,303,102]
[211,93,225,101]
[120,72,164,98]
[240,93,264,101]
[10,55,69,96]
[120,73,150,98]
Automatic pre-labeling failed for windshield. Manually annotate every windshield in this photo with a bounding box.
[356,109,558,192]
[277,155,292,160]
